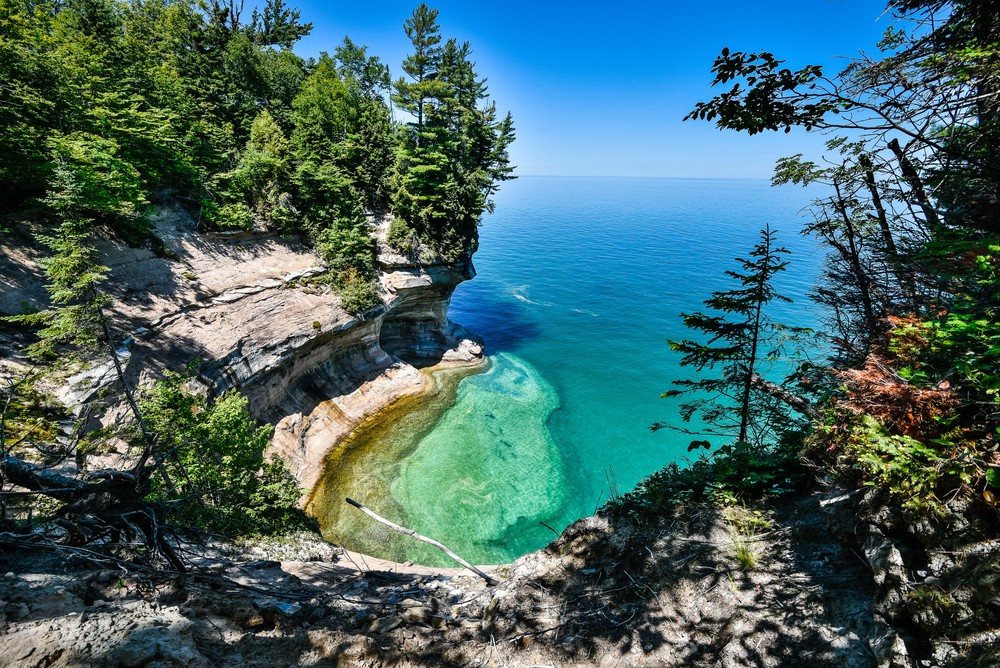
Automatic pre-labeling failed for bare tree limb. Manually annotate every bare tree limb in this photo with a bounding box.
[345,497,497,585]
[749,373,818,419]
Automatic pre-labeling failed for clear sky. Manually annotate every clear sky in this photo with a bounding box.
[289,1,894,178]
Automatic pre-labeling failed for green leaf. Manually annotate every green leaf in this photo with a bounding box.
[687,440,712,452]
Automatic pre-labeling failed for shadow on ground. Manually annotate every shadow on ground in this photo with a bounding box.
[0,488,881,667]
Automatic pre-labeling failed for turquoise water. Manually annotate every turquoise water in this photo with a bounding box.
[390,353,568,560]
[318,176,825,565]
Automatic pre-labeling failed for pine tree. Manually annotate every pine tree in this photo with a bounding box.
[393,3,443,135]
[662,226,799,446]
[391,6,515,255]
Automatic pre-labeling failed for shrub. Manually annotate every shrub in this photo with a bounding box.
[331,267,382,315]
[607,430,807,521]
[206,202,255,231]
[141,370,313,537]
[386,217,416,253]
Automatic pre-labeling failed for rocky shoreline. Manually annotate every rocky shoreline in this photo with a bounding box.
[3,207,995,667]
[1,205,486,495]
[0,487,894,668]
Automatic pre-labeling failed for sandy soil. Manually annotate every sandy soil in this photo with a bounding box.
[0,489,885,668]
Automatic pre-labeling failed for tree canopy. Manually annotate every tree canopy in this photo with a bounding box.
[0,1,514,566]
[0,0,515,309]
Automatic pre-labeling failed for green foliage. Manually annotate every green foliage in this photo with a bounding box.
[393,3,444,131]
[890,241,1000,400]
[213,108,292,230]
[662,225,804,446]
[248,0,312,49]
[732,539,757,570]
[8,153,112,358]
[141,370,310,537]
[2,1,514,311]
[683,5,1000,529]
[290,54,352,166]
[0,0,59,196]
[629,227,812,522]
[685,48,834,134]
[722,504,774,535]
[0,371,65,450]
[329,267,382,315]
[608,431,806,520]
[687,6,1000,235]
[386,217,418,253]
[837,415,976,515]
[47,132,147,227]
[205,201,254,231]
[16,226,110,358]
[316,217,374,274]
[315,211,382,314]
[392,4,515,255]
[344,96,396,210]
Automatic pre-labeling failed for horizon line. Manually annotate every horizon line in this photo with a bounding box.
[512,174,772,181]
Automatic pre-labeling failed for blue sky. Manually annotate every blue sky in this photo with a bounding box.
[290,1,894,178]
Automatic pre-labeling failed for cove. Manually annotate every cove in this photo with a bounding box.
[311,176,824,566]
[308,354,567,566]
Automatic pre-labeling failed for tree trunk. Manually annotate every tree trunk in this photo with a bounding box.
[833,179,878,340]
[888,138,942,232]
[1,455,185,571]
[859,154,917,305]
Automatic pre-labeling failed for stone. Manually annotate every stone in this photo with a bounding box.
[864,532,906,587]
[870,628,910,668]
[368,615,402,634]
[402,606,432,625]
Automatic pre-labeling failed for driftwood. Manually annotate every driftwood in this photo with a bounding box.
[345,497,497,585]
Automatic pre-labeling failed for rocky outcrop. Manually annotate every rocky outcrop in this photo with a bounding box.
[820,487,1000,668]
[0,205,484,490]
[0,489,884,668]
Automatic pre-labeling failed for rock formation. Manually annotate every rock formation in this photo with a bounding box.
[0,204,485,491]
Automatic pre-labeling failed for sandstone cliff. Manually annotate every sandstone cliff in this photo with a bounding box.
[0,205,484,490]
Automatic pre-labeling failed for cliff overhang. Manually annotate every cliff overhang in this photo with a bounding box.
[0,204,485,491]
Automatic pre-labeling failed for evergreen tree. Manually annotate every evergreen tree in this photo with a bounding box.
[0,0,59,197]
[391,5,515,256]
[248,0,312,49]
[227,108,292,229]
[335,36,391,98]
[335,38,395,209]
[393,3,443,135]
[662,226,800,447]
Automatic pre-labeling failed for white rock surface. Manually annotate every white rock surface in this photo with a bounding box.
[0,205,484,491]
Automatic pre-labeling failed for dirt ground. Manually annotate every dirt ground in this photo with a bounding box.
[0,488,888,667]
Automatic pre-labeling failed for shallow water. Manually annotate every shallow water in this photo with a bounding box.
[313,177,825,566]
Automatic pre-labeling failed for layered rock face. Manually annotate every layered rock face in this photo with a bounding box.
[0,206,484,490]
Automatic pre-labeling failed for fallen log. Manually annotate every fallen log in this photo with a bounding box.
[1,455,184,571]
[345,497,497,585]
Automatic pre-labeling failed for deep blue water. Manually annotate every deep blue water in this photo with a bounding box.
[319,176,826,565]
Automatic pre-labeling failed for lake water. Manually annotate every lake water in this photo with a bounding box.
[314,176,825,566]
